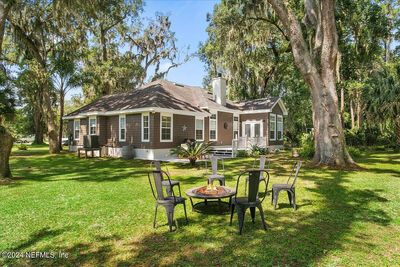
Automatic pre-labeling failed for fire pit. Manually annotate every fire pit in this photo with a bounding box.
[186,185,236,213]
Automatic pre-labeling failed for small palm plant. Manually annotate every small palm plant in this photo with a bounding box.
[171,141,212,166]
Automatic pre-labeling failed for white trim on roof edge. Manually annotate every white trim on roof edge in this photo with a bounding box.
[273,98,288,116]
[63,107,208,120]
[63,98,288,119]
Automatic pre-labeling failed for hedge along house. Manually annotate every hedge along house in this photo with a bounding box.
[63,76,288,160]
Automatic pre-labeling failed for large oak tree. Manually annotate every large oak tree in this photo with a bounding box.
[0,0,14,178]
[265,0,355,167]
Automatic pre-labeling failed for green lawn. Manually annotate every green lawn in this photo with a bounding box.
[1,145,400,266]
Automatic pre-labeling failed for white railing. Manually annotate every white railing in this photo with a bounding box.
[232,137,267,156]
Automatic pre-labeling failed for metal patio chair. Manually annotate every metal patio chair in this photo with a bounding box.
[150,161,181,197]
[230,169,270,234]
[253,155,271,174]
[244,155,271,193]
[148,170,188,232]
[206,155,225,186]
[271,161,302,210]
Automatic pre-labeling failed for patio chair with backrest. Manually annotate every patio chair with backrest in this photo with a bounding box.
[253,155,271,174]
[245,155,271,193]
[148,170,188,232]
[206,155,225,186]
[271,161,302,210]
[230,169,270,234]
[150,161,181,197]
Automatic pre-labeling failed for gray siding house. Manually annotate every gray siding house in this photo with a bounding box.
[63,77,287,160]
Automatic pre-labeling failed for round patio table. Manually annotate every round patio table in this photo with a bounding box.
[186,185,236,214]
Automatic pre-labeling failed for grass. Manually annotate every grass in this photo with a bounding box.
[1,145,400,266]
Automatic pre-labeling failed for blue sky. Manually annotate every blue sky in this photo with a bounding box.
[67,0,219,99]
[143,0,219,85]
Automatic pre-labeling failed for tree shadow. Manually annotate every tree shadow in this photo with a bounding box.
[4,149,397,265]
[121,170,392,266]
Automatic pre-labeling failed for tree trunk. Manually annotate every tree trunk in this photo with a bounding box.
[356,96,362,129]
[0,2,14,178]
[0,126,13,178]
[340,86,344,113]
[42,82,60,154]
[0,1,11,56]
[384,38,390,63]
[58,91,64,151]
[99,24,110,96]
[350,99,355,129]
[33,108,45,144]
[267,0,355,167]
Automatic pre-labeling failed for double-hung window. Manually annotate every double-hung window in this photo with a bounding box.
[119,114,126,142]
[195,118,204,141]
[74,119,80,140]
[142,113,150,142]
[269,114,276,141]
[209,112,217,141]
[277,115,283,140]
[233,115,239,139]
[89,116,97,135]
[160,114,173,142]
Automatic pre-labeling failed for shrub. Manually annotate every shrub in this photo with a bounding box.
[170,141,212,166]
[236,150,248,157]
[345,129,365,147]
[299,133,314,159]
[347,146,362,158]
[18,144,28,150]
[250,145,268,157]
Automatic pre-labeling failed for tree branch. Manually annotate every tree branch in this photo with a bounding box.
[247,16,289,41]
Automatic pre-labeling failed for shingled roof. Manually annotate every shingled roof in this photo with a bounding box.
[65,79,283,117]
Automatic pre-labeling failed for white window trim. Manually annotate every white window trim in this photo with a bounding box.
[277,114,283,141]
[88,116,97,135]
[270,113,276,141]
[160,113,173,142]
[233,114,239,140]
[209,111,218,141]
[119,114,126,142]
[74,119,80,140]
[141,113,150,142]
[195,117,205,141]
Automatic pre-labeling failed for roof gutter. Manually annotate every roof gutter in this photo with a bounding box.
[62,107,208,120]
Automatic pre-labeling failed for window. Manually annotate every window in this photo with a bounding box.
[89,116,97,135]
[270,114,276,141]
[195,118,204,141]
[142,113,150,142]
[245,124,251,137]
[74,119,80,140]
[160,114,173,142]
[277,115,283,140]
[209,112,217,141]
[233,115,239,139]
[254,123,261,137]
[119,114,126,141]
[243,121,263,138]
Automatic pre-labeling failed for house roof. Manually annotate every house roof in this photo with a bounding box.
[65,79,286,118]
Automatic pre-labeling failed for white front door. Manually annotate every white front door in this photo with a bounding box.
[242,121,263,137]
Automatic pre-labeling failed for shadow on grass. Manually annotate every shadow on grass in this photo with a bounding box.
[4,148,397,265]
[3,168,392,266]
[124,171,391,266]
